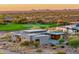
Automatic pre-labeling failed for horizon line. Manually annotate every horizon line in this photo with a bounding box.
[0,8,79,11]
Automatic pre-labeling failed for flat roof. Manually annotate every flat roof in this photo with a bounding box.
[14,34,22,36]
[33,35,49,38]
[45,31,64,35]
[72,27,79,30]
[23,29,47,33]
[27,33,38,36]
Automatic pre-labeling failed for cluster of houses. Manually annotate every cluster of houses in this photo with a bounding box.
[10,23,79,46]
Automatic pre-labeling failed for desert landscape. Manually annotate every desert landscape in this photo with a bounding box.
[0,4,79,54]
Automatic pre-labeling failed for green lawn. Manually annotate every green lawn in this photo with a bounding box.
[0,23,29,31]
[0,23,62,31]
[26,23,62,29]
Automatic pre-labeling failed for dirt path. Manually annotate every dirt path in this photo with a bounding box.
[0,49,19,54]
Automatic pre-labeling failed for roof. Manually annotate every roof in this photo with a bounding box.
[14,34,22,36]
[72,27,79,30]
[46,31,64,35]
[34,35,49,37]
[71,23,79,30]
[23,29,47,33]
[27,33,38,36]
[76,23,79,27]
[62,24,79,30]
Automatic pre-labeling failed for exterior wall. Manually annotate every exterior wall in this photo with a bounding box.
[67,29,76,34]
[40,36,49,45]
[49,39,59,45]
[32,35,49,45]
[22,34,31,41]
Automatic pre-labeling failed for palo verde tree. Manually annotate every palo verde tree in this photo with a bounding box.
[68,36,79,48]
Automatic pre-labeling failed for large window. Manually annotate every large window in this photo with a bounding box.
[51,35,61,40]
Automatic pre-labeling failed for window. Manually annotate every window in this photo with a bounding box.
[77,30,79,32]
[35,39,40,42]
[51,35,61,40]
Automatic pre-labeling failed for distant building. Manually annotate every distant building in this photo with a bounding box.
[4,16,14,21]
[64,23,79,34]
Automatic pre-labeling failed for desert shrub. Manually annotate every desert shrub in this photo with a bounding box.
[60,45,65,48]
[30,40,34,45]
[33,41,40,48]
[36,48,43,53]
[8,39,12,42]
[0,51,5,54]
[59,38,64,44]
[13,40,16,43]
[56,50,66,54]
[68,39,79,48]
[10,47,17,52]
[52,46,60,49]
[20,41,30,47]
[0,34,12,42]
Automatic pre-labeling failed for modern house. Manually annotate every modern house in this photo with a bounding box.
[11,29,49,45]
[64,23,79,34]
[11,29,65,45]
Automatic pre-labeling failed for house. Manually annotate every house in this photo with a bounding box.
[4,16,14,21]
[11,29,65,45]
[11,29,49,45]
[64,23,79,34]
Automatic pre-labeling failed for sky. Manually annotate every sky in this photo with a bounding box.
[0,4,79,11]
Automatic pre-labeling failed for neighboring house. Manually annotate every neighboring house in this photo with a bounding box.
[64,23,79,34]
[11,29,65,45]
[4,16,13,21]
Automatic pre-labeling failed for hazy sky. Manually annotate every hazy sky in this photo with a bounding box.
[0,4,79,11]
